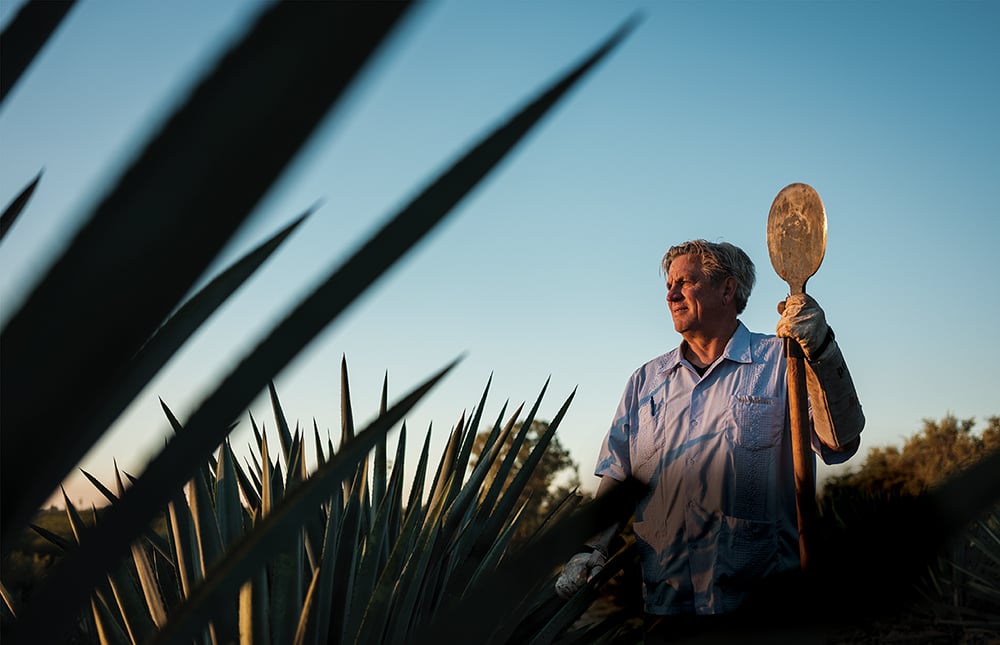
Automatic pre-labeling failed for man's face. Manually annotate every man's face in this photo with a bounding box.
[665,254,732,336]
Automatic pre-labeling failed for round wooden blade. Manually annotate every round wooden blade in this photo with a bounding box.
[767,182,827,295]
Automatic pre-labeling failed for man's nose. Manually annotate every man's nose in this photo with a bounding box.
[666,285,681,301]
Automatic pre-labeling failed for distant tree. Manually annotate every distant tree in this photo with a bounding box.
[823,414,1000,498]
[469,420,582,543]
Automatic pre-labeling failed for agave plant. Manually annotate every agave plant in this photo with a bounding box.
[27,361,642,644]
[0,1,640,642]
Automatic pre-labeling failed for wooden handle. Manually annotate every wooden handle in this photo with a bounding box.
[786,338,816,569]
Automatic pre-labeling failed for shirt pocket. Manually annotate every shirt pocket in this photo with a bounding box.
[631,396,662,481]
[714,514,779,608]
[727,395,783,450]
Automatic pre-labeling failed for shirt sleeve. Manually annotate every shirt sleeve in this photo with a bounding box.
[595,374,636,481]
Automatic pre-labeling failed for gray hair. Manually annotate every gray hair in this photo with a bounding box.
[661,240,756,313]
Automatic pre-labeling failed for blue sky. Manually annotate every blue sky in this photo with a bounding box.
[2,1,997,507]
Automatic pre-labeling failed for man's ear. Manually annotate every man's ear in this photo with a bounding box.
[723,276,737,303]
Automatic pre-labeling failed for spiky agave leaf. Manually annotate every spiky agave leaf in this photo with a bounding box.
[0,170,42,243]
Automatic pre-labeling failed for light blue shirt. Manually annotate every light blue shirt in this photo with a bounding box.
[596,321,856,615]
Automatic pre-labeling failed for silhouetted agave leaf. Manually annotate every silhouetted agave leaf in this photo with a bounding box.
[130,540,168,631]
[476,379,550,523]
[344,437,407,641]
[441,405,524,586]
[239,565,270,645]
[90,591,129,645]
[0,0,75,104]
[215,440,243,549]
[0,170,42,243]
[372,373,389,517]
[383,519,444,644]
[105,557,155,645]
[0,583,16,620]
[0,1,412,547]
[140,359,457,645]
[354,430,436,644]
[308,499,342,645]
[484,389,575,544]
[294,567,322,645]
[427,412,465,516]
[386,423,408,557]
[330,464,367,644]
[28,522,73,552]
[269,381,296,468]
[80,469,119,506]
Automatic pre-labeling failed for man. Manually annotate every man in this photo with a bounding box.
[555,240,864,631]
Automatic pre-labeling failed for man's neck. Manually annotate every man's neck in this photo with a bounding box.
[682,320,739,368]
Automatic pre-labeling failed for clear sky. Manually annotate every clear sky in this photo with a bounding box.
[2,0,997,507]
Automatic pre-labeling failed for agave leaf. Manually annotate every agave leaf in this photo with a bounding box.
[307,498,341,645]
[29,522,73,552]
[387,423,407,556]
[426,414,464,517]
[331,453,376,643]
[340,356,356,445]
[466,496,532,595]
[1,3,410,546]
[0,0,76,104]
[15,13,635,637]
[352,493,427,644]
[342,443,406,642]
[235,455,262,515]
[61,488,89,544]
[483,389,575,543]
[80,468,119,506]
[166,488,199,600]
[146,359,457,645]
[382,521,444,644]
[438,405,525,587]
[268,530,305,645]
[130,541,169,630]
[286,429,306,491]
[293,567,322,645]
[215,440,244,548]
[453,375,493,488]
[404,424,434,526]
[260,429,274,518]
[0,581,17,620]
[238,567,270,645]
[372,373,389,518]
[106,558,154,645]
[312,421,326,468]
[91,590,130,645]
[476,379,550,521]
[268,381,296,468]
[0,170,42,243]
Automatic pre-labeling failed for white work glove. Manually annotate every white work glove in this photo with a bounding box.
[776,293,832,361]
[555,550,606,599]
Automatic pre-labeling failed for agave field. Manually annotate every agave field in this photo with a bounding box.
[2,2,998,644]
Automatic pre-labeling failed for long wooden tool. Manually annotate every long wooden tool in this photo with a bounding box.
[766,182,827,569]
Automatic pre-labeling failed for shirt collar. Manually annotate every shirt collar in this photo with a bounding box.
[658,320,754,374]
